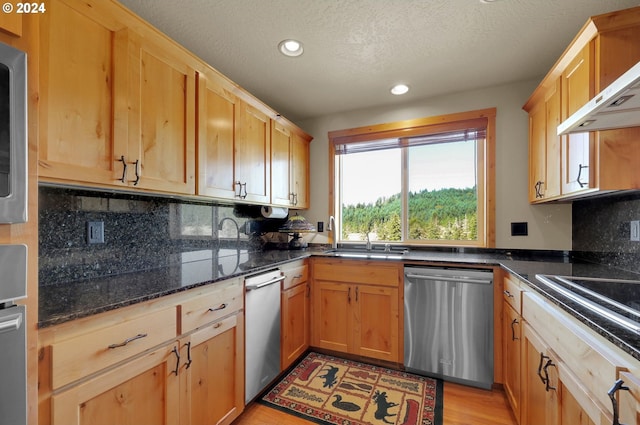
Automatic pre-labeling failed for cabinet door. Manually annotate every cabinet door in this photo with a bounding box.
[311,281,351,353]
[618,371,640,425]
[51,342,181,425]
[529,100,547,202]
[522,324,560,425]
[271,121,292,206]
[189,314,244,425]
[503,302,522,421]
[39,0,129,186]
[0,9,22,36]
[197,72,237,199]
[561,44,594,195]
[281,282,310,370]
[127,34,196,194]
[235,101,270,203]
[291,133,311,209]
[352,284,399,362]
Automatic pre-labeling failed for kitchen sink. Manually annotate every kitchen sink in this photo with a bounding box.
[535,274,640,334]
[323,247,408,260]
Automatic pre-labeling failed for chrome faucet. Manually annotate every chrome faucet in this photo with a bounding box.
[218,216,240,244]
[328,216,337,249]
[365,232,372,251]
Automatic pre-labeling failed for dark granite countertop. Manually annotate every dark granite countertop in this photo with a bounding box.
[39,245,640,362]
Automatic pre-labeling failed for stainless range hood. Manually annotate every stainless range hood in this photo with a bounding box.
[557,60,640,135]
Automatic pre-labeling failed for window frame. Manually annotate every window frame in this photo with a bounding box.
[328,108,496,248]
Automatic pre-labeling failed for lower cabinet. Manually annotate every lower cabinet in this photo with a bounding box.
[280,260,310,370]
[188,313,244,425]
[310,258,401,362]
[39,278,245,425]
[50,341,182,425]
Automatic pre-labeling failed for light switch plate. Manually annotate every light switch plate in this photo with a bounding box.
[87,221,105,244]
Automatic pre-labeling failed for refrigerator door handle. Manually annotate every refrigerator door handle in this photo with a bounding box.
[0,313,22,334]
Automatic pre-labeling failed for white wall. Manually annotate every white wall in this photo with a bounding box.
[297,78,572,250]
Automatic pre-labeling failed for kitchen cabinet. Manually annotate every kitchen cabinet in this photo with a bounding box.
[38,0,196,195]
[49,340,183,425]
[516,284,634,425]
[0,9,23,36]
[280,260,310,370]
[528,79,561,202]
[310,258,401,362]
[271,121,312,208]
[502,275,523,422]
[234,100,271,204]
[524,6,640,202]
[38,277,244,425]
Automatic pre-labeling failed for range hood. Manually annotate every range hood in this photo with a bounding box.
[557,60,640,135]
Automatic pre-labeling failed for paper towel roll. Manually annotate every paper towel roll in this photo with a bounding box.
[261,206,288,219]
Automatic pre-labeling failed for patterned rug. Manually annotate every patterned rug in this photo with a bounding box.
[260,352,443,425]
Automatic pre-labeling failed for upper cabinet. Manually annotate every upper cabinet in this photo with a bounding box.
[524,5,640,202]
[0,9,23,36]
[39,0,195,195]
[271,121,312,209]
[39,0,311,207]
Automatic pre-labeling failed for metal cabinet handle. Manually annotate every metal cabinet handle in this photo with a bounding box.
[543,358,557,391]
[208,303,227,312]
[171,346,180,376]
[577,164,588,188]
[234,181,242,198]
[185,341,192,369]
[130,159,140,186]
[537,352,549,385]
[118,156,127,183]
[503,290,514,299]
[608,379,630,425]
[348,287,351,304]
[108,333,147,349]
[306,283,310,298]
[510,318,519,341]
[355,286,359,302]
[534,180,544,198]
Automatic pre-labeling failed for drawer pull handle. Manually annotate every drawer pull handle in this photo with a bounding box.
[503,290,514,298]
[608,379,630,425]
[510,318,519,341]
[185,342,192,369]
[542,359,557,391]
[171,346,180,376]
[208,303,227,312]
[213,322,222,329]
[108,333,148,349]
[293,274,303,279]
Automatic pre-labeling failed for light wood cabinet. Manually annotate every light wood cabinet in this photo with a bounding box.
[310,258,401,362]
[524,6,640,202]
[235,101,271,204]
[39,0,195,195]
[528,79,561,202]
[271,121,312,208]
[50,341,182,425]
[39,277,245,425]
[280,261,310,370]
[0,8,23,36]
[502,276,523,422]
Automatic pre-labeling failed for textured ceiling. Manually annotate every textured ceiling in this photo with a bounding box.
[118,0,640,123]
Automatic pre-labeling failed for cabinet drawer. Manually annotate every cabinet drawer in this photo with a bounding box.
[282,264,308,291]
[50,307,177,389]
[503,275,523,313]
[180,279,243,334]
[312,259,400,287]
[522,291,630,415]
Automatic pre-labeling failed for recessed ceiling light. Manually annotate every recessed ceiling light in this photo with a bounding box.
[278,39,304,57]
[390,84,409,95]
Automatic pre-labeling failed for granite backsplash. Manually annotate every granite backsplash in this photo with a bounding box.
[39,187,288,286]
[573,192,640,274]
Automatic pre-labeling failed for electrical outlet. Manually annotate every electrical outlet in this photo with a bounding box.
[631,220,640,242]
[317,221,324,232]
[87,221,105,244]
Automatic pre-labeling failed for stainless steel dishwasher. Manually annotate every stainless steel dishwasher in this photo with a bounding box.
[404,266,494,389]
[244,269,285,403]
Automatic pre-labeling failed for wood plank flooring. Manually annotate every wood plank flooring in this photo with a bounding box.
[232,381,517,425]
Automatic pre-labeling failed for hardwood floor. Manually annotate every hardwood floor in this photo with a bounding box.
[232,381,517,425]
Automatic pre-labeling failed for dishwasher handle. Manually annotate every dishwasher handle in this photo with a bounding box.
[246,275,286,291]
[404,273,492,285]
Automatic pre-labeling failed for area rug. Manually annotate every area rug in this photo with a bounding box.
[260,352,443,425]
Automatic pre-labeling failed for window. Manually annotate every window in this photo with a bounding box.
[329,108,495,247]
